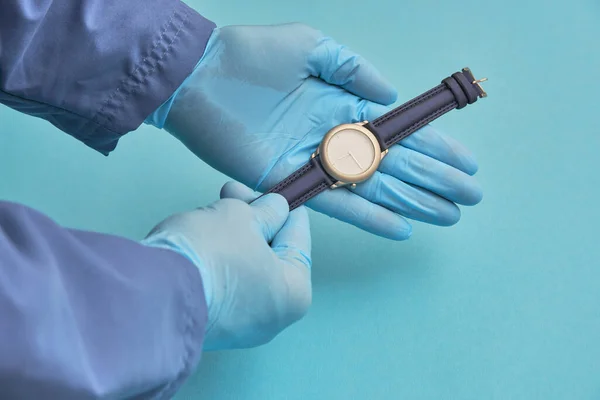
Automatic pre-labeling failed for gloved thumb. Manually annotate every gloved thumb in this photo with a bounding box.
[307,36,398,106]
[220,181,290,242]
[250,193,290,242]
[220,180,261,202]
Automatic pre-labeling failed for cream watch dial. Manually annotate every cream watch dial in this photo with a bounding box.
[327,128,376,176]
[319,124,382,184]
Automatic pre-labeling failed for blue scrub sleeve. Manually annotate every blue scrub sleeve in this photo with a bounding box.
[0,201,208,399]
[0,2,214,396]
[0,0,216,155]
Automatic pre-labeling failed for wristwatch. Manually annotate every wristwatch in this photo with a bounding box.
[262,67,488,211]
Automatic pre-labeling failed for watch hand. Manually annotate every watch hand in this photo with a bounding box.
[348,151,363,169]
[332,153,350,166]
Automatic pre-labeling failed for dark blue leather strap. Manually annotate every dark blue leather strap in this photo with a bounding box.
[262,155,335,211]
[366,68,483,150]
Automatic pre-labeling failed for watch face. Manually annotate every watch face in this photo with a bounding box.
[320,124,381,183]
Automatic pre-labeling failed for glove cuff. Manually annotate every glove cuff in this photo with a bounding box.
[141,232,213,311]
[144,94,178,129]
[144,29,219,129]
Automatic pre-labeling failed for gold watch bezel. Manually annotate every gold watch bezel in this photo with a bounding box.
[314,122,386,188]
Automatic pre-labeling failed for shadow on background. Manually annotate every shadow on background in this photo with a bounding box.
[174,218,438,399]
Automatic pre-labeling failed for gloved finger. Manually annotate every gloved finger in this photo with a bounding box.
[351,171,462,226]
[271,206,312,270]
[378,146,483,206]
[307,189,413,241]
[272,206,312,324]
[308,37,398,105]
[221,181,290,241]
[360,103,479,175]
[220,180,261,202]
[250,193,290,242]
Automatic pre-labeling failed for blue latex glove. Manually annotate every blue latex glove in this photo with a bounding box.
[142,181,311,351]
[148,23,483,241]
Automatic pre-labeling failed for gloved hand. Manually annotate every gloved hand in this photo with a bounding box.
[147,23,483,241]
[142,181,311,351]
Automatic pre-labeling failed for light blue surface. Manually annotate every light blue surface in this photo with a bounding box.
[1,0,599,398]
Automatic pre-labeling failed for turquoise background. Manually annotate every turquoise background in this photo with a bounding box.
[1,0,599,399]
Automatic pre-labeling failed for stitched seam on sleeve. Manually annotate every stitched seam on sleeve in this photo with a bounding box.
[91,7,191,128]
[0,89,120,135]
